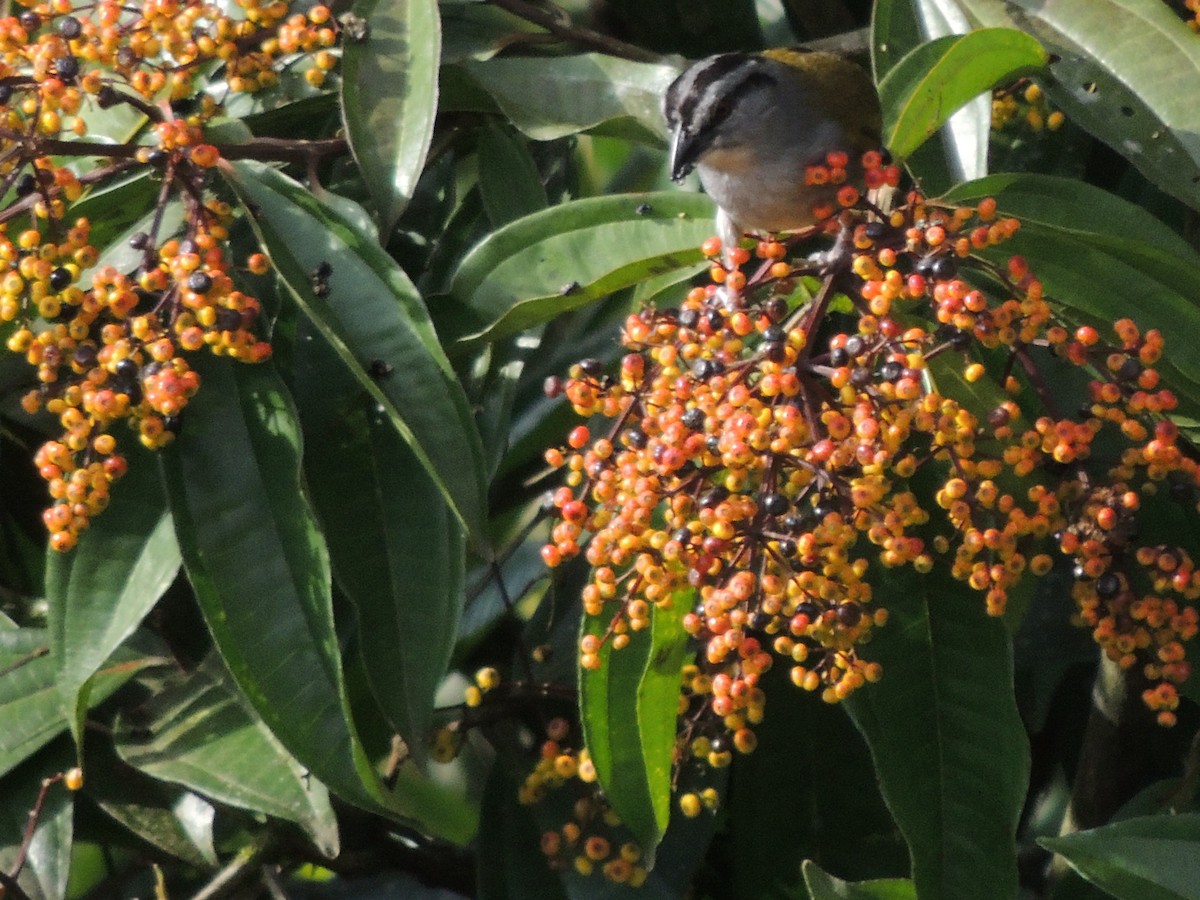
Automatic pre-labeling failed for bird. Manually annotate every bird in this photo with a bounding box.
[662,48,882,253]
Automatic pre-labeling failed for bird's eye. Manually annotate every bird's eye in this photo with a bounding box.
[712,99,733,122]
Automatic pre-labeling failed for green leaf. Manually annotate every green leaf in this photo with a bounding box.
[803,860,917,900]
[46,447,181,750]
[440,0,544,63]
[635,591,691,853]
[478,123,549,228]
[967,0,1200,211]
[446,192,715,347]
[294,319,465,761]
[159,352,475,843]
[115,654,338,856]
[579,589,694,857]
[341,0,439,234]
[476,760,570,900]
[0,630,156,778]
[1040,814,1200,900]
[222,161,490,550]
[844,564,1030,900]
[450,54,680,142]
[86,739,218,867]
[942,174,1200,416]
[730,672,908,897]
[879,28,1048,160]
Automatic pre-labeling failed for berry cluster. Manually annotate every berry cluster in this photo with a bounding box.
[540,166,1200,840]
[0,0,343,549]
[992,80,1064,134]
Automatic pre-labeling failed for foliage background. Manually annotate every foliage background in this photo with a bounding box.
[1,0,1200,898]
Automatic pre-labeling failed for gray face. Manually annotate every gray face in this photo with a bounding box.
[663,53,778,181]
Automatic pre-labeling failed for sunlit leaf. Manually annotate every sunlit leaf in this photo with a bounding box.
[341,0,439,233]
[222,161,490,549]
[879,28,1048,160]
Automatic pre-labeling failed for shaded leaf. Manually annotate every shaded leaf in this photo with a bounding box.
[0,629,157,778]
[579,589,694,857]
[222,161,489,549]
[450,54,680,142]
[634,590,692,854]
[844,564,1029,900]
[1040,814,1200,900]
[0,742,75,900]
[478,123,548,228]
[116,653,338,855]
[159,352,475,842]
[341,0,440,234]
[46,447,180,749]
[294,319,464,761]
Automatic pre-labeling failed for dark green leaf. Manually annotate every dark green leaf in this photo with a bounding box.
[844,564,1030,900]
[879,28,1048,160]
[1040,814,1200,900]
[46,447,180,749]
[730,673,908,897]
[159,352,475,842]
[478,123,548,228]
[446,192,714,347]
[294,319,464,760]
[222,161,489,549]
[341,0,439,233]
[476,760,569,900]
[115,654,337,855]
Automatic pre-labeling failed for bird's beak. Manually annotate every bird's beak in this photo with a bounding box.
[668,126,698,182]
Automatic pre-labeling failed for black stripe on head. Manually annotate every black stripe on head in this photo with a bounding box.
[665,52,753,128]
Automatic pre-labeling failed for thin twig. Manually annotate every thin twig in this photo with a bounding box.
[486,0,660,62]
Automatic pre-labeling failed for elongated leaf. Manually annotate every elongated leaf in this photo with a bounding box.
[956,0,1200,210]
[341,0,439,234]
[477,760,570,900]
[1040,814,1200,900]
[803,860,918,900]
[872,0,989,190]
[731,673,908,897]
[844,564,1030,900]
[446,192,715,347]
[478,123,548,228]
[0,630,157,778]
[116,654,338,855]
[635,591,692,853]
[87,738,217,868]
[46,448,180,750]
[295,319,464,761]
[879,28,1048,160]
[579,591,693,857]
[159,352,475,842]
[222,161,489,550]
[450,54,680,142]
